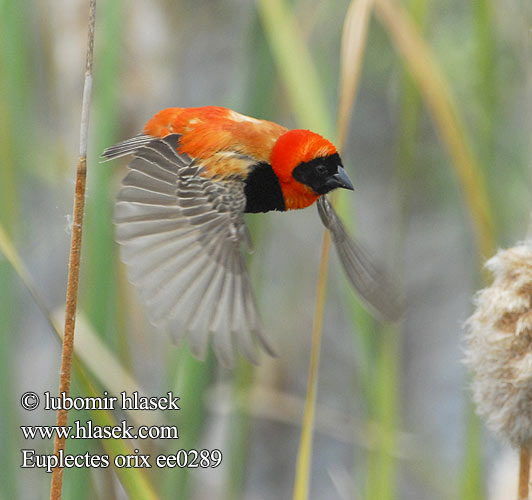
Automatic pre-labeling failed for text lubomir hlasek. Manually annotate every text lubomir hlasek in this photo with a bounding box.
[44,391,180,411]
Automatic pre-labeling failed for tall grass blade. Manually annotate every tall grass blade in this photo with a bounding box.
[473,0,496,170]
[82,0,123,350]
[162,348,214,499]
[390,0,428,497]
[73,367,161,500]
[396,0,427,187]
[374,2,493,498]
[374,0,496,259]
[0,226,18,500]
[257,0,333,138]
[257,1,336,498]
[259,1,375,498]
[0,225,56,332]
[335,0,377,405]
[224,360,254,500]
[461,401,483,500]
[256,1,332,498]
[338,4,403,500]
[337,0,374,151]
[293,231,331,500]
[365,326,399,500]
[461,3,497,498]
[0,1,31,496]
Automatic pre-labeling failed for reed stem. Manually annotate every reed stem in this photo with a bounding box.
[49,2,96,499]
[518,446,531,500]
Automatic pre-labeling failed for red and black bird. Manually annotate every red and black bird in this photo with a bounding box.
[103,106,399,364]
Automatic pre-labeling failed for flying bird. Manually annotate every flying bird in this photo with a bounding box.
[103,106,400,365]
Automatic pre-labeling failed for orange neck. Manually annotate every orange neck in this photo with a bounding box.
[280,181,319,210]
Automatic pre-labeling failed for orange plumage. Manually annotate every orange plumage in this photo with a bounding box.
[103,106,399,365]
[144,106,285,167]
[142,106,340,210]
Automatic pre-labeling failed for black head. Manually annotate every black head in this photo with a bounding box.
[292,153,354,195]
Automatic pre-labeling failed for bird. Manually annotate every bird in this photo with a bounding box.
[102,106,400,365]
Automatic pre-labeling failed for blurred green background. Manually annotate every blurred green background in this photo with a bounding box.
[1,0,530,499]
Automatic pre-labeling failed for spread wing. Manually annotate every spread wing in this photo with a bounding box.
[317,196,402,322]
[103,134,276,365]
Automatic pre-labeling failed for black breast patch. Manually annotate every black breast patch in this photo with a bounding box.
[244,162,286,213]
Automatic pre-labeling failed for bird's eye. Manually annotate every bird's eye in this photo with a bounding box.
[316,164,328,175]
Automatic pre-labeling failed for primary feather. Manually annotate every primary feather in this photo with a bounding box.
[317,197,401,322]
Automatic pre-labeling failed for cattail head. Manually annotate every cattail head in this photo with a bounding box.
[464,242,532,447]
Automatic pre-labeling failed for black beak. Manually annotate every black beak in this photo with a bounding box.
[330,166,354,191]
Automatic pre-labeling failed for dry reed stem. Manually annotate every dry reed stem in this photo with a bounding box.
[49,2,96,499]
[293,2,373,499]
[519,446,531,500]
[293,229,332,500]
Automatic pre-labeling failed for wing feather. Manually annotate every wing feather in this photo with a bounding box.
[117,185,177,206]
[114,201,180,223]
[317,196,402,322]
[125,232,200,283]
[209,253,236,364]
[110,134,274,364]
[101,134,155,161]
[122,170,176,195]
[127,159,177,184]
[232,255,258,363]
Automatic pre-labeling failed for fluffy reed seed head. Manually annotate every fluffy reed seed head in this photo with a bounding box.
[464,242,532,447]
